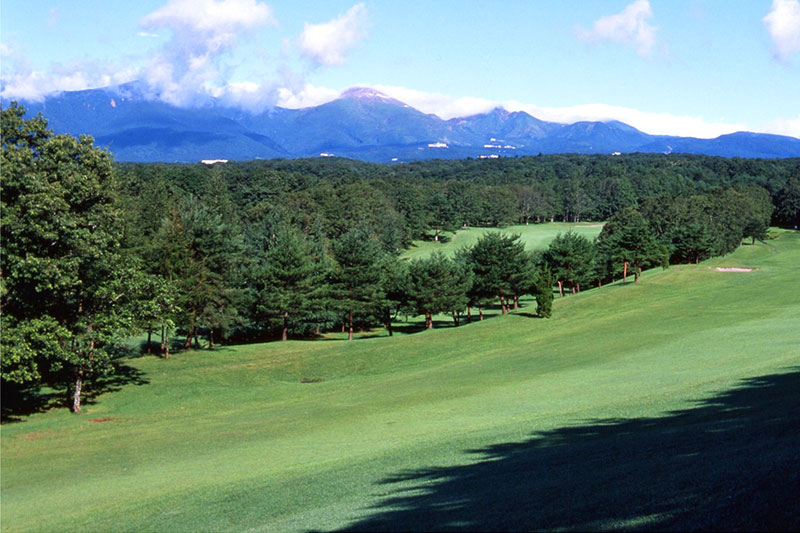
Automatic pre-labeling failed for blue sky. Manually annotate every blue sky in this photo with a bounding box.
[2,0,799,138]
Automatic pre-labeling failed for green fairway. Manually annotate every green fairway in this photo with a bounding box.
[400,222,604,259]
[2,231,799,531]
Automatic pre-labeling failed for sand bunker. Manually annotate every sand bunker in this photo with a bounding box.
[715,267,755,272]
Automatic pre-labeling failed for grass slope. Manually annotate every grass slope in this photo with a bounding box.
[400,222,604,259]
[2,231,799,532]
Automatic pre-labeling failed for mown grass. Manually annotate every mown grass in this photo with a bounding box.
[1,231,798,532]
[400,222,604,259]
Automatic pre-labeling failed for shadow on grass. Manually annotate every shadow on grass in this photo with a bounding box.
[339,368,800,532]
[1,356,150,423]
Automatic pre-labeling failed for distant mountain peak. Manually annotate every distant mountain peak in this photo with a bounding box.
[20,84,800,162]
[339,87,401,104]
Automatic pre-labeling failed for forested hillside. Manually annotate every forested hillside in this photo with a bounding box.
[2,103,798,414]
[118,152,800,245]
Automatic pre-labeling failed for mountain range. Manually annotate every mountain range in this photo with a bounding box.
[20,83,800,162]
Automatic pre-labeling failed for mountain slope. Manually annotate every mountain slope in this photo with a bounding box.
[20,85,800,162]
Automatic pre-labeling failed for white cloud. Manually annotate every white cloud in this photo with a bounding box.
[276,83,341,108]
[0,43,138,102]
[762,114,800,138]
[297,3,367,66]
[142,0,275,35]
[763,0,800,61]
[140,0,277,107]
[371,85,498,118]
[576,0,657,58]
[515,103,746,138]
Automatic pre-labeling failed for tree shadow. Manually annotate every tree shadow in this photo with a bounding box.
[1,358,150,423]
[80,360,150,407]
[339,368,800,532]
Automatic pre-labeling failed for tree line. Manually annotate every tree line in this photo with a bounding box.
[0,103,784,413]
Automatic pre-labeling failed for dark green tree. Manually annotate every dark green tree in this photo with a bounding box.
[774,174,800,228]
[467,232,529,314]
[251,225,324,341]
[407,253,472,329]
[378,257,410,336]
[152,195,244,348]
[329,229,387,340]
[532,267,555,318]
[1,102,139,412]
[542,231,596,295]
[596,207,667,283]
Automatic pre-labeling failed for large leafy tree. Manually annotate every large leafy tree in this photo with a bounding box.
[1,102,138,412]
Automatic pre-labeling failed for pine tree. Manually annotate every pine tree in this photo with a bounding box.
[152,195,244,348]
[533,268,555,318]
[252,225,324,341]
[467,233,528,314]
[596,208,667,283]
[329,229,386,340]
[407,253,472,329]
[542,231,596,295]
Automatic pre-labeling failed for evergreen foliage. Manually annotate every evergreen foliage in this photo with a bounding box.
[329,229,387,340]
[407,253,473,329]
[595,208,667,283]
[542,232,597,294]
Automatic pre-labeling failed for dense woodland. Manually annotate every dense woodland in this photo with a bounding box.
[2,102,798,413]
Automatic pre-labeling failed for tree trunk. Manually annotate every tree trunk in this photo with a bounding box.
[513,295,519,310]
[72,372,83,413]
[623,262,628,282]
[479,307,484,321]
[576,283,581,293]
[184,333,192,349]
[385,309,393,337]
[467,306,472,323]
[426,312,433,329]
[147,328,152,354]
[282,312,288,341]
[209,328,215,349]
[161,325,166,356]
[499,294,507,315]
[635,267,642,283]
[348,310,354,341]
[434,228,440,242]
[165,329,170,359]
[557,280,564,297]
[452,310,459,326]
[193,328,200,349]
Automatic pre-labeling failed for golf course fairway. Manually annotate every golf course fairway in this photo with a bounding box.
[2,230,798,531]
